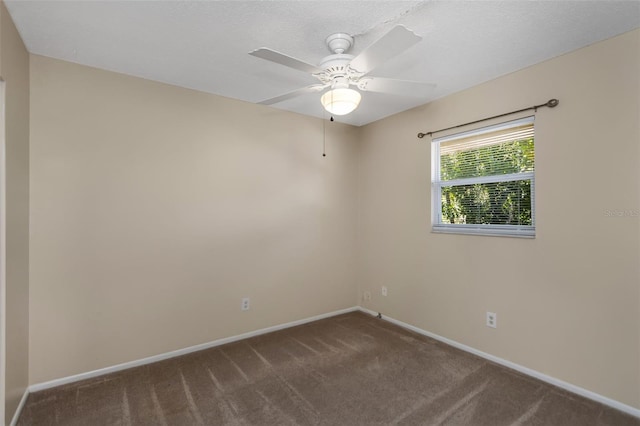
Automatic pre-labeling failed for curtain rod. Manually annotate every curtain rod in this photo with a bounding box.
[416,99,559,139]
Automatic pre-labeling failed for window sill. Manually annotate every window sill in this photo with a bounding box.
[432,225,535,238]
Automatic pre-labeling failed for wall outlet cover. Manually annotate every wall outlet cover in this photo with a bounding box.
[241,297,250,311]
[486,311,497,328]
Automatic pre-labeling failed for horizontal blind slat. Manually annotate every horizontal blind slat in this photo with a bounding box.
[433,116,535,144]
[440,127,534,154]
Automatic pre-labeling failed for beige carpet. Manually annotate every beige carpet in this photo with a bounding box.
[17,312,639,425]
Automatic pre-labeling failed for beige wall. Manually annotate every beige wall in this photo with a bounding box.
[0,1,30,423]
[358,29,640,408]
[29,55,359,384]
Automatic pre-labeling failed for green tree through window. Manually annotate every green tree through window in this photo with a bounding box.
[432,117,535,237]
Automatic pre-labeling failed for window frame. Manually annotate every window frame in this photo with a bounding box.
[431,116,536,238]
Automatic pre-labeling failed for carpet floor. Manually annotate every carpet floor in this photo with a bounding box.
[17,311,639,425]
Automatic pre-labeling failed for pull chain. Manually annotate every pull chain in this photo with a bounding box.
[322,93,334,157]
[322,110,334,157]
[322,112,326,157]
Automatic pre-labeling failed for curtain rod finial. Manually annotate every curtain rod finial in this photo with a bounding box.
[547,99,559,108]
[417,132,426,139]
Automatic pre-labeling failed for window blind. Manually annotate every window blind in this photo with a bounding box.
[432,116,535,238]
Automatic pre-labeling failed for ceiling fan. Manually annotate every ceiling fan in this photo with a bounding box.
[249,25,435,116]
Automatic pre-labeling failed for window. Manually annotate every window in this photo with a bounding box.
[431,116,535,237]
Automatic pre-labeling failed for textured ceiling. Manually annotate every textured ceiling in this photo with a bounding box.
[5,1,640,126]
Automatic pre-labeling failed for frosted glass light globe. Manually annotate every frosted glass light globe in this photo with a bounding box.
[320,88,361,116]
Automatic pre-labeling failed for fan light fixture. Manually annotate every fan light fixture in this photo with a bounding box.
[250,26,433,117]
[320,88,361,116]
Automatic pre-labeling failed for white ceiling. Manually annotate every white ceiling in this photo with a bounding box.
[5,1,640,126]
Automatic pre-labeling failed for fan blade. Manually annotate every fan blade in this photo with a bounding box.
[249,48,324,74]
[349,25,422,75]
[257,84,328,105]
[357,77,435,98]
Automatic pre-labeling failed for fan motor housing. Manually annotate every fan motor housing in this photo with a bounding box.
[317,53,363,86]
[319,54,353,73]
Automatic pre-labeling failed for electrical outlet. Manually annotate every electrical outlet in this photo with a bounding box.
[381,286,388,297]
[363,291,372,301]
[486,311,497,328]
[241,297,250,311]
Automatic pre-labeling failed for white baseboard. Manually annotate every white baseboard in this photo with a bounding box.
[9,388,29,426]
[28,306,359,394]
[357,306,640,419]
